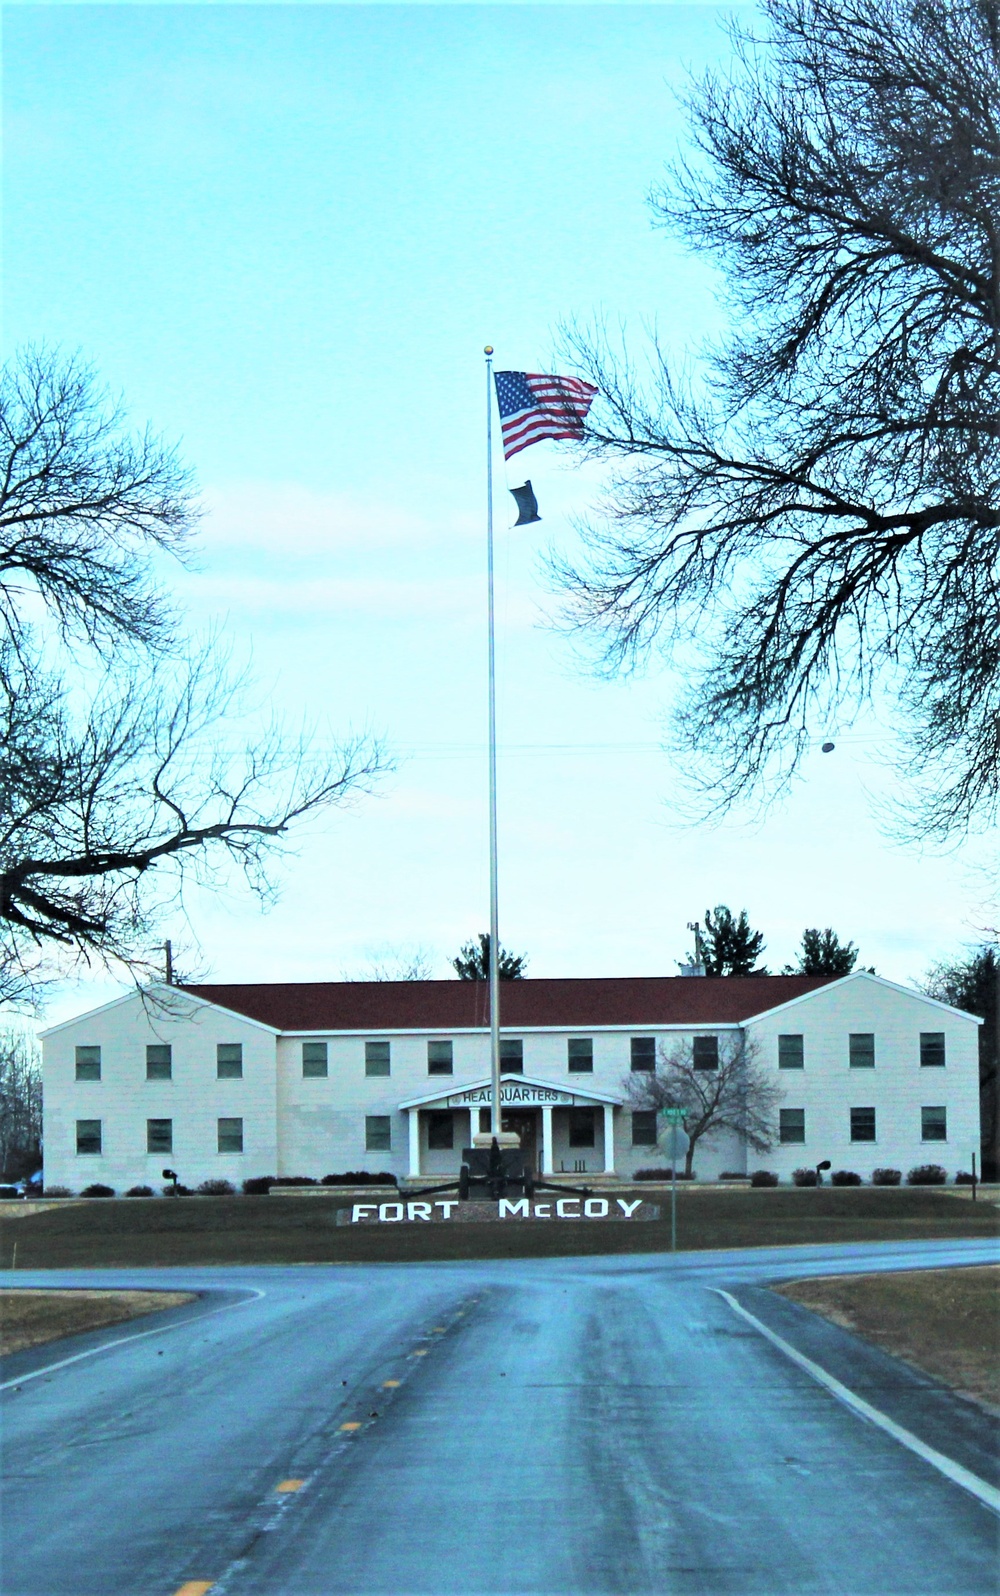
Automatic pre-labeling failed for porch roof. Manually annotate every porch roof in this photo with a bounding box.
[398,1072,622,1111]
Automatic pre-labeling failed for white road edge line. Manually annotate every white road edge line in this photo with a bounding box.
[712,1288,1000,1517]
[0,1288,267,1392]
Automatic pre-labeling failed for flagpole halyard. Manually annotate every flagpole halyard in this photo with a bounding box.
[484,345,502,1140]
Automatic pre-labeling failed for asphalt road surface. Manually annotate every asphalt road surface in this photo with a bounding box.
[1,1238,998,1596]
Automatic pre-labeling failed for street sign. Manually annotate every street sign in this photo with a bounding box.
[661,1107,687,1123]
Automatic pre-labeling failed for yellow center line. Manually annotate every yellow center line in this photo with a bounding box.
[411,1349,428,1356]
[339,1420,363,1431]
[431,1326,446,1333]
[275,1479,305,1493]
[174,1583,213,1596]
[382,1379,401,1388]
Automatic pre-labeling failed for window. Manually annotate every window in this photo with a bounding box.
[920,1033,946,1068]
[217,1117,244,1154]
[849,1033,875,1068]
[146,1118,172,1154]
[630,1037,656,1072]
[568,1038,593,1073]
[693,1035,719,1071]
[217,1043,243,1079]
[779,1108,805,1144]
[850,1107,876,1142]
[500,1039,523,1073]
[427,1111,454,1150]
[365,1040,391,1078]
[76,1118,102,1154]
[75,1045,101,1081]
[366,1115,392,1152]
[427,1041,453,1075]
[568,1108,596,1148]
[631,1110,658,1146]
[302,1041,328,1078]
[146,1044,172,1081]
[922,1105,947,1141]
[778,1035,804,1070]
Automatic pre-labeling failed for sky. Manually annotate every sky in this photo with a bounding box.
[3,1,996,1027]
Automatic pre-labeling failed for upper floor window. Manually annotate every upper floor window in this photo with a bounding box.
[778,1035,804,1070]
[693,1035,719,1071]
[920,1033,946,1068]
[850,1106,876,1142]
[568,1038,593,1073]
[630,1037,656,1072]
[302,1041,328,1078]
[427,1040,453,1076]
[217,1043,243,1079]
[849,1033,875,1069]
[146,1044,172,1081]
[921,1105,947,1141]
[76,1118,102,1154]
[500,1039,523,1074]
[365,1040,391,1077]
[568,1108,595,1148]
[75,1045,101,1081]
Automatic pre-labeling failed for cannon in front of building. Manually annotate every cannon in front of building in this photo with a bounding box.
[409,1136,593,1203]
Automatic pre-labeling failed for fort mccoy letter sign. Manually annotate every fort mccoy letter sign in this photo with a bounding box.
[341,1197,659,1224]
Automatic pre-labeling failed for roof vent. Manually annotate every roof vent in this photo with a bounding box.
[677,962,707,978]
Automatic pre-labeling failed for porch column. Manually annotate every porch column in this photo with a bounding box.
[602,1104,616,1175]
[541,1105,554,1176]
[469,1107,478,1149]
[408,1110,420,1178]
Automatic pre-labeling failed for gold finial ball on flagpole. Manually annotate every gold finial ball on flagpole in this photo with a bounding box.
[484,345,493,356]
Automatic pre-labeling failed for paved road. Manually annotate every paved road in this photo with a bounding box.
[1,1239,997,1596]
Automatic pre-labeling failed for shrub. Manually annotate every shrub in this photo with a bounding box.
[162,1183,192,1196]
[907,1164,947,1185]
[242,1176,277,1195]
[633,1167,694,1181]
[320,1171,398,1187]
[830,1170,862,1186]
[40,1185,73,1198]
[872,1167,901,1185]
[81,1183,116,1198]
[954,1170,977,1184]
[125,1185,155,1197]
[271,1175,318,1187]
[749,1170,779,1187]
[196,1179,236,1196]
[719,1171,750,1180]
[792,1168,818,1186]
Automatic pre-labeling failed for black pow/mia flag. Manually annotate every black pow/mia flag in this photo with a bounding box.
[509,481,540,525]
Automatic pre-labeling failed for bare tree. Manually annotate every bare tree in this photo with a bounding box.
[0,1027,42,1181]
[626,1034,782,1176]
[0,349,388,1003]
[350,946,437,981]
[557,0,1000,839]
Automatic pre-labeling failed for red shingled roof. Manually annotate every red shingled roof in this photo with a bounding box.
[182,975,835,1032]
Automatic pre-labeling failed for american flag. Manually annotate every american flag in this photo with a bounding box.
[494,371,598,460]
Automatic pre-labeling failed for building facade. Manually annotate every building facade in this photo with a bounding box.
[39,972,981,1191]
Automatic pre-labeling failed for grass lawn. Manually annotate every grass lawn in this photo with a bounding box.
[0,1187,996,1267]
[0,1289,196,1356]
[776,1265,1000,1412]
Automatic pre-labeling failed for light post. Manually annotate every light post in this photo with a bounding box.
[660,1106,687,1252]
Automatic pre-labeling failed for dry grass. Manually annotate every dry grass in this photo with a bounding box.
[0,1289,195,1355]
[776,1266,1000,1412]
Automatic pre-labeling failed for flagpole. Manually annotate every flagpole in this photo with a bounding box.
[484,345,502,1138]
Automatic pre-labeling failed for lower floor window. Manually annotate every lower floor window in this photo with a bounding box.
[850,1107,876,1142]
[631,1110,657,1147]
[568,1108,595,1148]
[366,1115,392,1152]
[426,1111,454,1150]
[147,1118,172,1154]
[921,1105,947,1141]
[76,1118,102,1155]
[217,1116,244,1154]
[779,1108,805,1144]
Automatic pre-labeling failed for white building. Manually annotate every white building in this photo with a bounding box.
[39,972,981,1191]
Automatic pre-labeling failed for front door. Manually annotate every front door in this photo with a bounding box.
[501,1109,539,1173]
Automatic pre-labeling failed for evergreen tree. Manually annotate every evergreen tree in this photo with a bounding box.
[923,946,999,1178]
[452,933,528,981]
[792,928,859,976]
[697,906,767,977]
